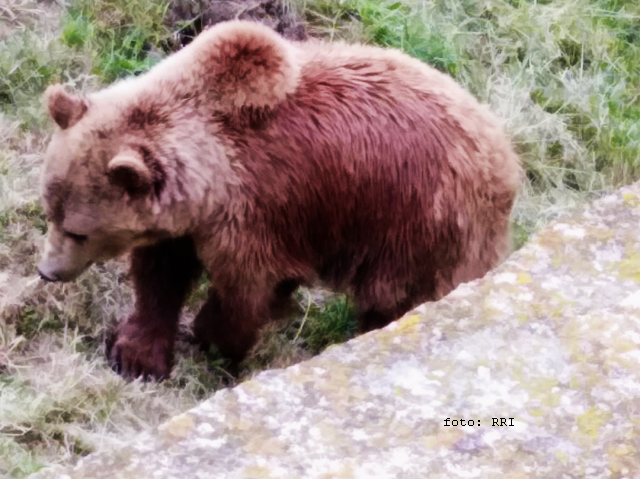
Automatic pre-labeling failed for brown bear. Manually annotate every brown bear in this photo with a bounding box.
[37,20,522,380]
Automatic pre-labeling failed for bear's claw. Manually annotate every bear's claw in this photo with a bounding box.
[105,316,174,381]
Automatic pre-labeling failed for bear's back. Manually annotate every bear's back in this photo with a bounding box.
[210,41,520,291]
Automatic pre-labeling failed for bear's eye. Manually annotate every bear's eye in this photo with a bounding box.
[64,231,88,244]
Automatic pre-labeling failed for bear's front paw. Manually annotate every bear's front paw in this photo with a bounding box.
[105,316,175,381]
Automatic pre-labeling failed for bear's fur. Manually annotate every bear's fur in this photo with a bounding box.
[38,20,522,379]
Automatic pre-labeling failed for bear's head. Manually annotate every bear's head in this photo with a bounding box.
[37,84,167,282]
[37,20,301,282]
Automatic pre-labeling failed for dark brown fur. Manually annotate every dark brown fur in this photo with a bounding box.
[138,145,167,198]
[127,106,171,130]
[43,180,70,225]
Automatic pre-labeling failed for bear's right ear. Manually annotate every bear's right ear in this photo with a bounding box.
[194,20,301,110]
[44,84,87,130]
[107,151,153,197]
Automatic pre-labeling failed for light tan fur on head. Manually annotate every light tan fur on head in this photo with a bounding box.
[38,223,136,282]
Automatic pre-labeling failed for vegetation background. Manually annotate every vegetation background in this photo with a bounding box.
[0,0,638,475]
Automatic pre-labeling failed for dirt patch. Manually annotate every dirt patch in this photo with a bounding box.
[167,0,307,49]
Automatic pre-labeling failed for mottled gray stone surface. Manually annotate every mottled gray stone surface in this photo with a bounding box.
[31,183,640,479]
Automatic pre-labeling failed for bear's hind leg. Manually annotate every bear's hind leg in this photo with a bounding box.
[269,278,301,319]
[192,282,280,365]
[356,302,418,333]
[353,278,433,333]
[107,236,202,380]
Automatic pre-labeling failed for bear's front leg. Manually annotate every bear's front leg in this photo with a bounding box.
[106,236,202,380]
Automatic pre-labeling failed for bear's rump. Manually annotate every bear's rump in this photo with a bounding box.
[212,52,516,297]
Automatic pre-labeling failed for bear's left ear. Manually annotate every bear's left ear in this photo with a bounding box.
[107,150,153,197]
[194,20,301,110]
[44,84,87,130]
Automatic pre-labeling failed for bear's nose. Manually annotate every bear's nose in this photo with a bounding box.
[37,268,58,283]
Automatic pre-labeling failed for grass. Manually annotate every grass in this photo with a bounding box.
[0,0,639,475]
[60,0,171,82]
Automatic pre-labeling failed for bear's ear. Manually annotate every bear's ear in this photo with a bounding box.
[196,21,301,110]
[107,151,153,197]
[44,84,88,130]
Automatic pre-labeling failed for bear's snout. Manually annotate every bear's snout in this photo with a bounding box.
[37,267,59,283]
[36,259,93,283]
[38,227,97,283]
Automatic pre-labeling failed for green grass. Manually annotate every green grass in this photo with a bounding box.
[0,32,83,130]
[61,0,171,82]
[294,292,358,355]
[1,0,639,475]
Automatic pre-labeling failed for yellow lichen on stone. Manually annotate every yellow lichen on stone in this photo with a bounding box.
[517,273,532,285]
[608,337,638,354]
[396,314,422,332]
[243,380,267,395]
[480,299,503,320]
[158,413,196,440]
[622,192,639,207]
[576,407,609,439]
[331,464,356,478]
[392,422,414,440]
[527,408,545,417]
[312,418,349,447]
[500,473,531,479]
[619,249,640,284]
[244,436,285,456]
[422,429,464,449]
[607,443,639,474]
[560,321,593,366]
[554,450,570,464]
[612,443,633,456]
[234,419,253,431]
[525,378,560,407]
[243,466,275,479]
[341,385,367,401]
